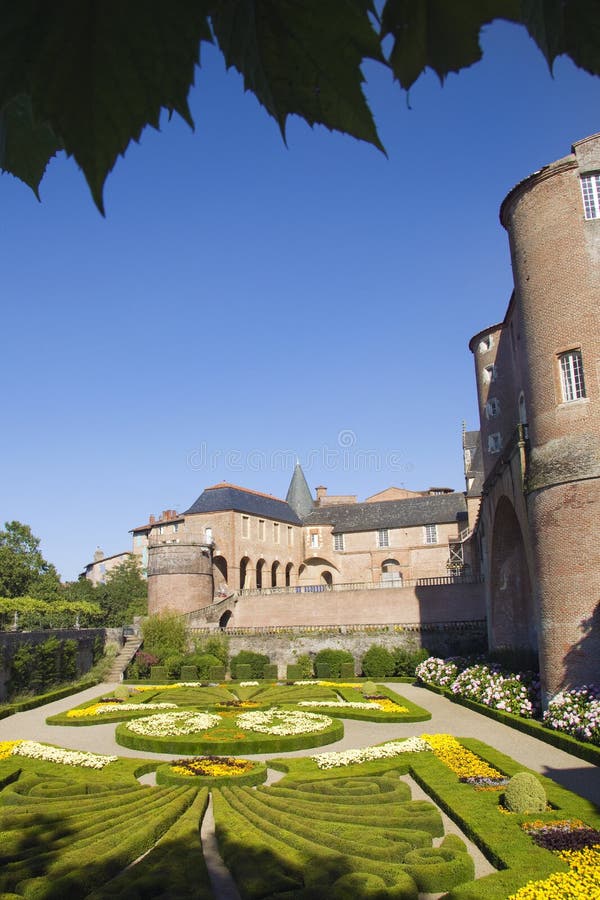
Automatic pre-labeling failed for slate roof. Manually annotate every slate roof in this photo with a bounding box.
[285,463,314,519]
[464,430,484,497]
[303,492,467,534]
[184,483,302,525]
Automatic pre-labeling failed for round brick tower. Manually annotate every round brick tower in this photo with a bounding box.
[500,134,600,699]
[147,542,214,616]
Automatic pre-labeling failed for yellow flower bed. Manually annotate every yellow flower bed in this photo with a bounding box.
[374,698,409,713]
[170,755,254,777]
[508,846,600,898]
[0,740,22,759]
[421,733,504,780]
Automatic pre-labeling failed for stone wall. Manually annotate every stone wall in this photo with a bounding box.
[0,628,105,701]
[190,622,486,679]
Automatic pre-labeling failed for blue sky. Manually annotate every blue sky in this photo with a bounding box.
[3,20,600,580]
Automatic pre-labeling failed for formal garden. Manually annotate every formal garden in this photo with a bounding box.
[2,610,600,900]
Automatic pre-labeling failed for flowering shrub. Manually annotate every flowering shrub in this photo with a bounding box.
[170,755,254,777]
[543,686,600,745]
[126,711,221,737]
[311,736,431,769]
[421,733,504,781]
[10,740,117,768]
[508,845,600,898]
[450,664,537,717]
[239,681,259,687]
[415,657,459,686]
[236,708,332,735]
[416,656,540,718]
[67,702,177,718]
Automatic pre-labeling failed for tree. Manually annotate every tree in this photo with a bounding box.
[0,520,60,598]
[1,1,599,213]
[95,555,147,626]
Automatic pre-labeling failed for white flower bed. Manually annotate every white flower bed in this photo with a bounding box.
[126,711,221,737]
[239,681,259,686]
[298,700,380,710]
[12,740,117,769]
[98,702,177,714]
[293,681,320,686]
[311,736,431,769]
[236,707,332,735]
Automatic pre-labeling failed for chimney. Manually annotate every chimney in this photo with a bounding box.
[316,486,327,501]
[149,515,156,524]
[93,547,104,563]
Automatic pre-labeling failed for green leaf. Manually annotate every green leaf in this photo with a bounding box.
[0,0,213,212]
[521,0,600,75]
[0,94,62,197]
[210,0,385,151]
[380,0,520,90]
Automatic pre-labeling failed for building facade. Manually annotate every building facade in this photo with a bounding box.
[471,134,600,701]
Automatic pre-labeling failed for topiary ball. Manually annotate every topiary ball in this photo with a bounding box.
[504,772,547,813]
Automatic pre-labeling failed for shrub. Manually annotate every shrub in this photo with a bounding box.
[141,612,187,661]
[543,685,600,745]
[150,666,168,681]
[287,664,302,681]
[393,646,429,677]
[193,654,223,680]
[230,651,270,679]
[339,661,355,678]
[504,772,547,813]
[235,664,252,681]
[296,654,313,678]
[193,634,229,666]
[131,651,159,678]
[263,664,278,680]
[163,654,184,678]
[209,665,226,682]
[180,664,198,681]
[314,649,354,678]
[361,645,395,678]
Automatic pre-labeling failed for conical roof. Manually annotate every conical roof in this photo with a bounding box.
[285,463,314,520]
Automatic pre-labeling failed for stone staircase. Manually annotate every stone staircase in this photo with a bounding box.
[105,635,142,682]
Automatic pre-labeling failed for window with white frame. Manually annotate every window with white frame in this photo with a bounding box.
[488,433,502,453]
[333,533,345,551]
[377,528,389,548]
[425,524,438,544]
[310,531,320,549]
[559,349,586,402]
[478,335,493,354]
[241,515,249,538]
[581,173,600,220]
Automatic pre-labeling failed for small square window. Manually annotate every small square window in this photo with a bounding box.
[334,533,345,551]
[559,349,586,402]
[581,174,600,220]
[425,524,438,544]
[377,529,389,548]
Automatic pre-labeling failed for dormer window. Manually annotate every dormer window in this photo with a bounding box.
[559,349,586,401]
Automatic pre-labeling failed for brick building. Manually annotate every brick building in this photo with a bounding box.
[470,134,600,701]
[127,462,480,619]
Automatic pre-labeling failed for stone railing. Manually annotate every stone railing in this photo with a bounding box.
[187,619,487,636]
[238,575,482,598]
